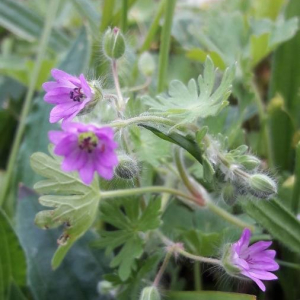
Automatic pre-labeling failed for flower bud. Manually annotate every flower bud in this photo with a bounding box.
[138,52,155,76]
[103,27,125,60]
[249,174,277,197]
[238,155,260,170]
[115,155,139,180]
[140,286,161,300]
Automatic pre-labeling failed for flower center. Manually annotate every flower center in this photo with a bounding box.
[70,87,85,102]
[78,132,99,153]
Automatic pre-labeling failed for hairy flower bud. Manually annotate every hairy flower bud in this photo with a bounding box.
[140,287,161,300]
[138,52,155,76]
[115,155,139,180]
[249,174,277,198]
[97,281,115,296]
[103,27,125,59]
[238,155,261,170]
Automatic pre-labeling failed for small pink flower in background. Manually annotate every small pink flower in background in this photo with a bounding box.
[43,69,94,123]
[49,122,118,184]
[230,228,279,291]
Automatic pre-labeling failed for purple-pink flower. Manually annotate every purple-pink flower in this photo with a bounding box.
[43,69,94,123]
[230,228,279,291]
[49,122,118,184]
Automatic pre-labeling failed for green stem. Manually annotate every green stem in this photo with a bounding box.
[157,0,176,93]
[139,0,166,52]
[206,200,255,231]
[100,0,115,32]
[178,248,221,266]
[153,251,173,287]
[100,186,196,202]
[121,0,128,32]
[0,0,60,207]
[292,142,300,214]
[174,147,205,205]
[111,59,125,110]
[109,115,176,129]
[194,262,202,291]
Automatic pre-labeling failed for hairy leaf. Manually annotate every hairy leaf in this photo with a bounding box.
[31,152,100,269]
[144,56,235,127]
[94,198,162,281]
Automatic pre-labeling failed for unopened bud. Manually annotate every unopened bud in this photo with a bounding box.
[103,27,125,59]
[115,155,139,179]
[140,286,161,300]
[239,155,260,170]
[138,52,155,76]
[249,174,277,197]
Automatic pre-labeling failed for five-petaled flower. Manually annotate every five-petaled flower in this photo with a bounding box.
[229,228,279,291]
[43,69,94,123]
[49,122,118,184]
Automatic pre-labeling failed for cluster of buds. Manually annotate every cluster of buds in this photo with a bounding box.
[204,136,277,202]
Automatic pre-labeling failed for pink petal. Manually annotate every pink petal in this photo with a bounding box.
[54,136,77,156]
[62,149,88,172]
[248,270,278,280]
[48,131,67,144]
[97,149,118,167]
[243,241,272,257]
[235,228,251,254]
[51,69,80,85]
[242,271,266,291]
[79,157,95,184]
[43,81,58,92]
[96,164,114,180]
[49,102,81,123]
[79,74,92,98]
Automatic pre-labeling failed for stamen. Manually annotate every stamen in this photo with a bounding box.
[70,87,85,102]
[78,132,99,153]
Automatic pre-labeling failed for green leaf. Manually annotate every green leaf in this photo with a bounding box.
[181,230,223,257]
[0,0,69,51]
[16,191,110,300]
[0,209,26,299]
[186,48,226,70]
[95,198,162,281]
[31,152,100,269]
[166,291,256,300]
[144,56,235,127]
[139,124,203,164]
[242,198,300,254]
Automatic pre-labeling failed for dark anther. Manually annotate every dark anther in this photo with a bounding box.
[70,87,84,102]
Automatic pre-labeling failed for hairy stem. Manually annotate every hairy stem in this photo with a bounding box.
[157,0,176,93]
[109,115,176,128]
[153,251,173,287]
[111,59,125,110]
[100,186,196,202]
[0,0,60,206]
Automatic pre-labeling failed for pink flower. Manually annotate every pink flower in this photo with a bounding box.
[43,69,94,123]
[230,228,279,291]
[49,122,118,184]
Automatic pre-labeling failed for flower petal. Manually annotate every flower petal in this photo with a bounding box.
[48,131,67,144]
[79,157,95,184]
[241,271,266,291]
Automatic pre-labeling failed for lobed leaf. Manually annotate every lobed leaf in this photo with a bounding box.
[30,152,100,269]
[144,56,235,127]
